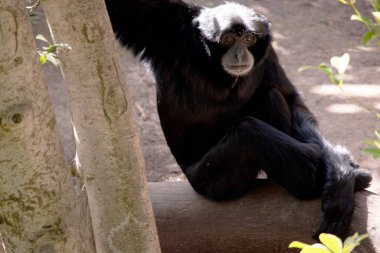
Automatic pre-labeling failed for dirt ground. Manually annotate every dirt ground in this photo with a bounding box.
[117,0,379,191]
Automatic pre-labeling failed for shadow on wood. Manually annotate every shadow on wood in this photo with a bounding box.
[148,181,379,253]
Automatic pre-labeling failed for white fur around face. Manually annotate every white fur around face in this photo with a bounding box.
[193,2,270,42]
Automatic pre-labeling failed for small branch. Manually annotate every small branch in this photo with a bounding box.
[26,0,41,13]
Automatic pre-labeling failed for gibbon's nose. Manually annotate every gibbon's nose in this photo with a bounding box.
[234,45,245,62]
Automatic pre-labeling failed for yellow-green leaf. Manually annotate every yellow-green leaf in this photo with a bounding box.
[289,241,311,249]
[300,244,331,253]
[319,233,343,253]
[343,243,357,253]
[39,53,47,65]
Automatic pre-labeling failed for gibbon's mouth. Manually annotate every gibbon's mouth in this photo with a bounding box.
[228,64,250,69]
[224,64,252,76]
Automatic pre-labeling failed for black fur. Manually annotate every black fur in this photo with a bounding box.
[105,0,372,238]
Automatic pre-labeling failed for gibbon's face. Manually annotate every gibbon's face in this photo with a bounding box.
[194,2,270,77]
[219,29,256,76]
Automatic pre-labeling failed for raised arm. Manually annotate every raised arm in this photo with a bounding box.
[105,0,199,60]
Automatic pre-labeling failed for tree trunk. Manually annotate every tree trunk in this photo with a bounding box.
[149,181,380,253]
[41,0,161,252]
[0,1,94,252]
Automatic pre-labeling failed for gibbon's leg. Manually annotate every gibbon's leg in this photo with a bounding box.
[291,103,372,237]
[183,117,322,201]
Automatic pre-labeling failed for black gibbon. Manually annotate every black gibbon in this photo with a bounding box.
[105,0,372,238]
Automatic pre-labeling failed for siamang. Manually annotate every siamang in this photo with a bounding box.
[105,0,372,238]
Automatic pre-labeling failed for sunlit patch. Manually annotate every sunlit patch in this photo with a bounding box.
[310,84,380,98]
[375,103,380,110]
[326,103,364,114]
[166,176,185,182]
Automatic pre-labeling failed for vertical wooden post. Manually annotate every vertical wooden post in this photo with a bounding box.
[42,0,161,252]
[0,1,94,252]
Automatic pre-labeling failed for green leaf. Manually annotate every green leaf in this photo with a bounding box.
[362,30,375,46]
[376,0,380,11]
[319,233,342,253]
[351,14,373,26]
[318,64,340,85]
[351,14,362,22]
[299,61,345,86]
[289,241,311,249]
[343,233,368,253]
[39,53,47,65]
[363,148,380,158]
[46,45,58,53]
[298,65,322,72]
[355,233,369,242]
[36,34,50,44]
[363,139,380,148]
[366,139,380,146]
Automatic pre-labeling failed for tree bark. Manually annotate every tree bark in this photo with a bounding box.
[0,1,94,252]
[42,0,161,252]
[149,181,380,253]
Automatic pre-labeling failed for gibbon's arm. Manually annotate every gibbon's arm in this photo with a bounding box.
[105,0,199,61]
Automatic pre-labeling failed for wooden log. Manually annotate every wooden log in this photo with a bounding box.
[148,181,379,253]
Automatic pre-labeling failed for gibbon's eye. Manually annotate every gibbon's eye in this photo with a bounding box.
[220,33,235,47]
[244,33,257,46]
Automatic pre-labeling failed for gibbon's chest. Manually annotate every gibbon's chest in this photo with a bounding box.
[156,82,252,130]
